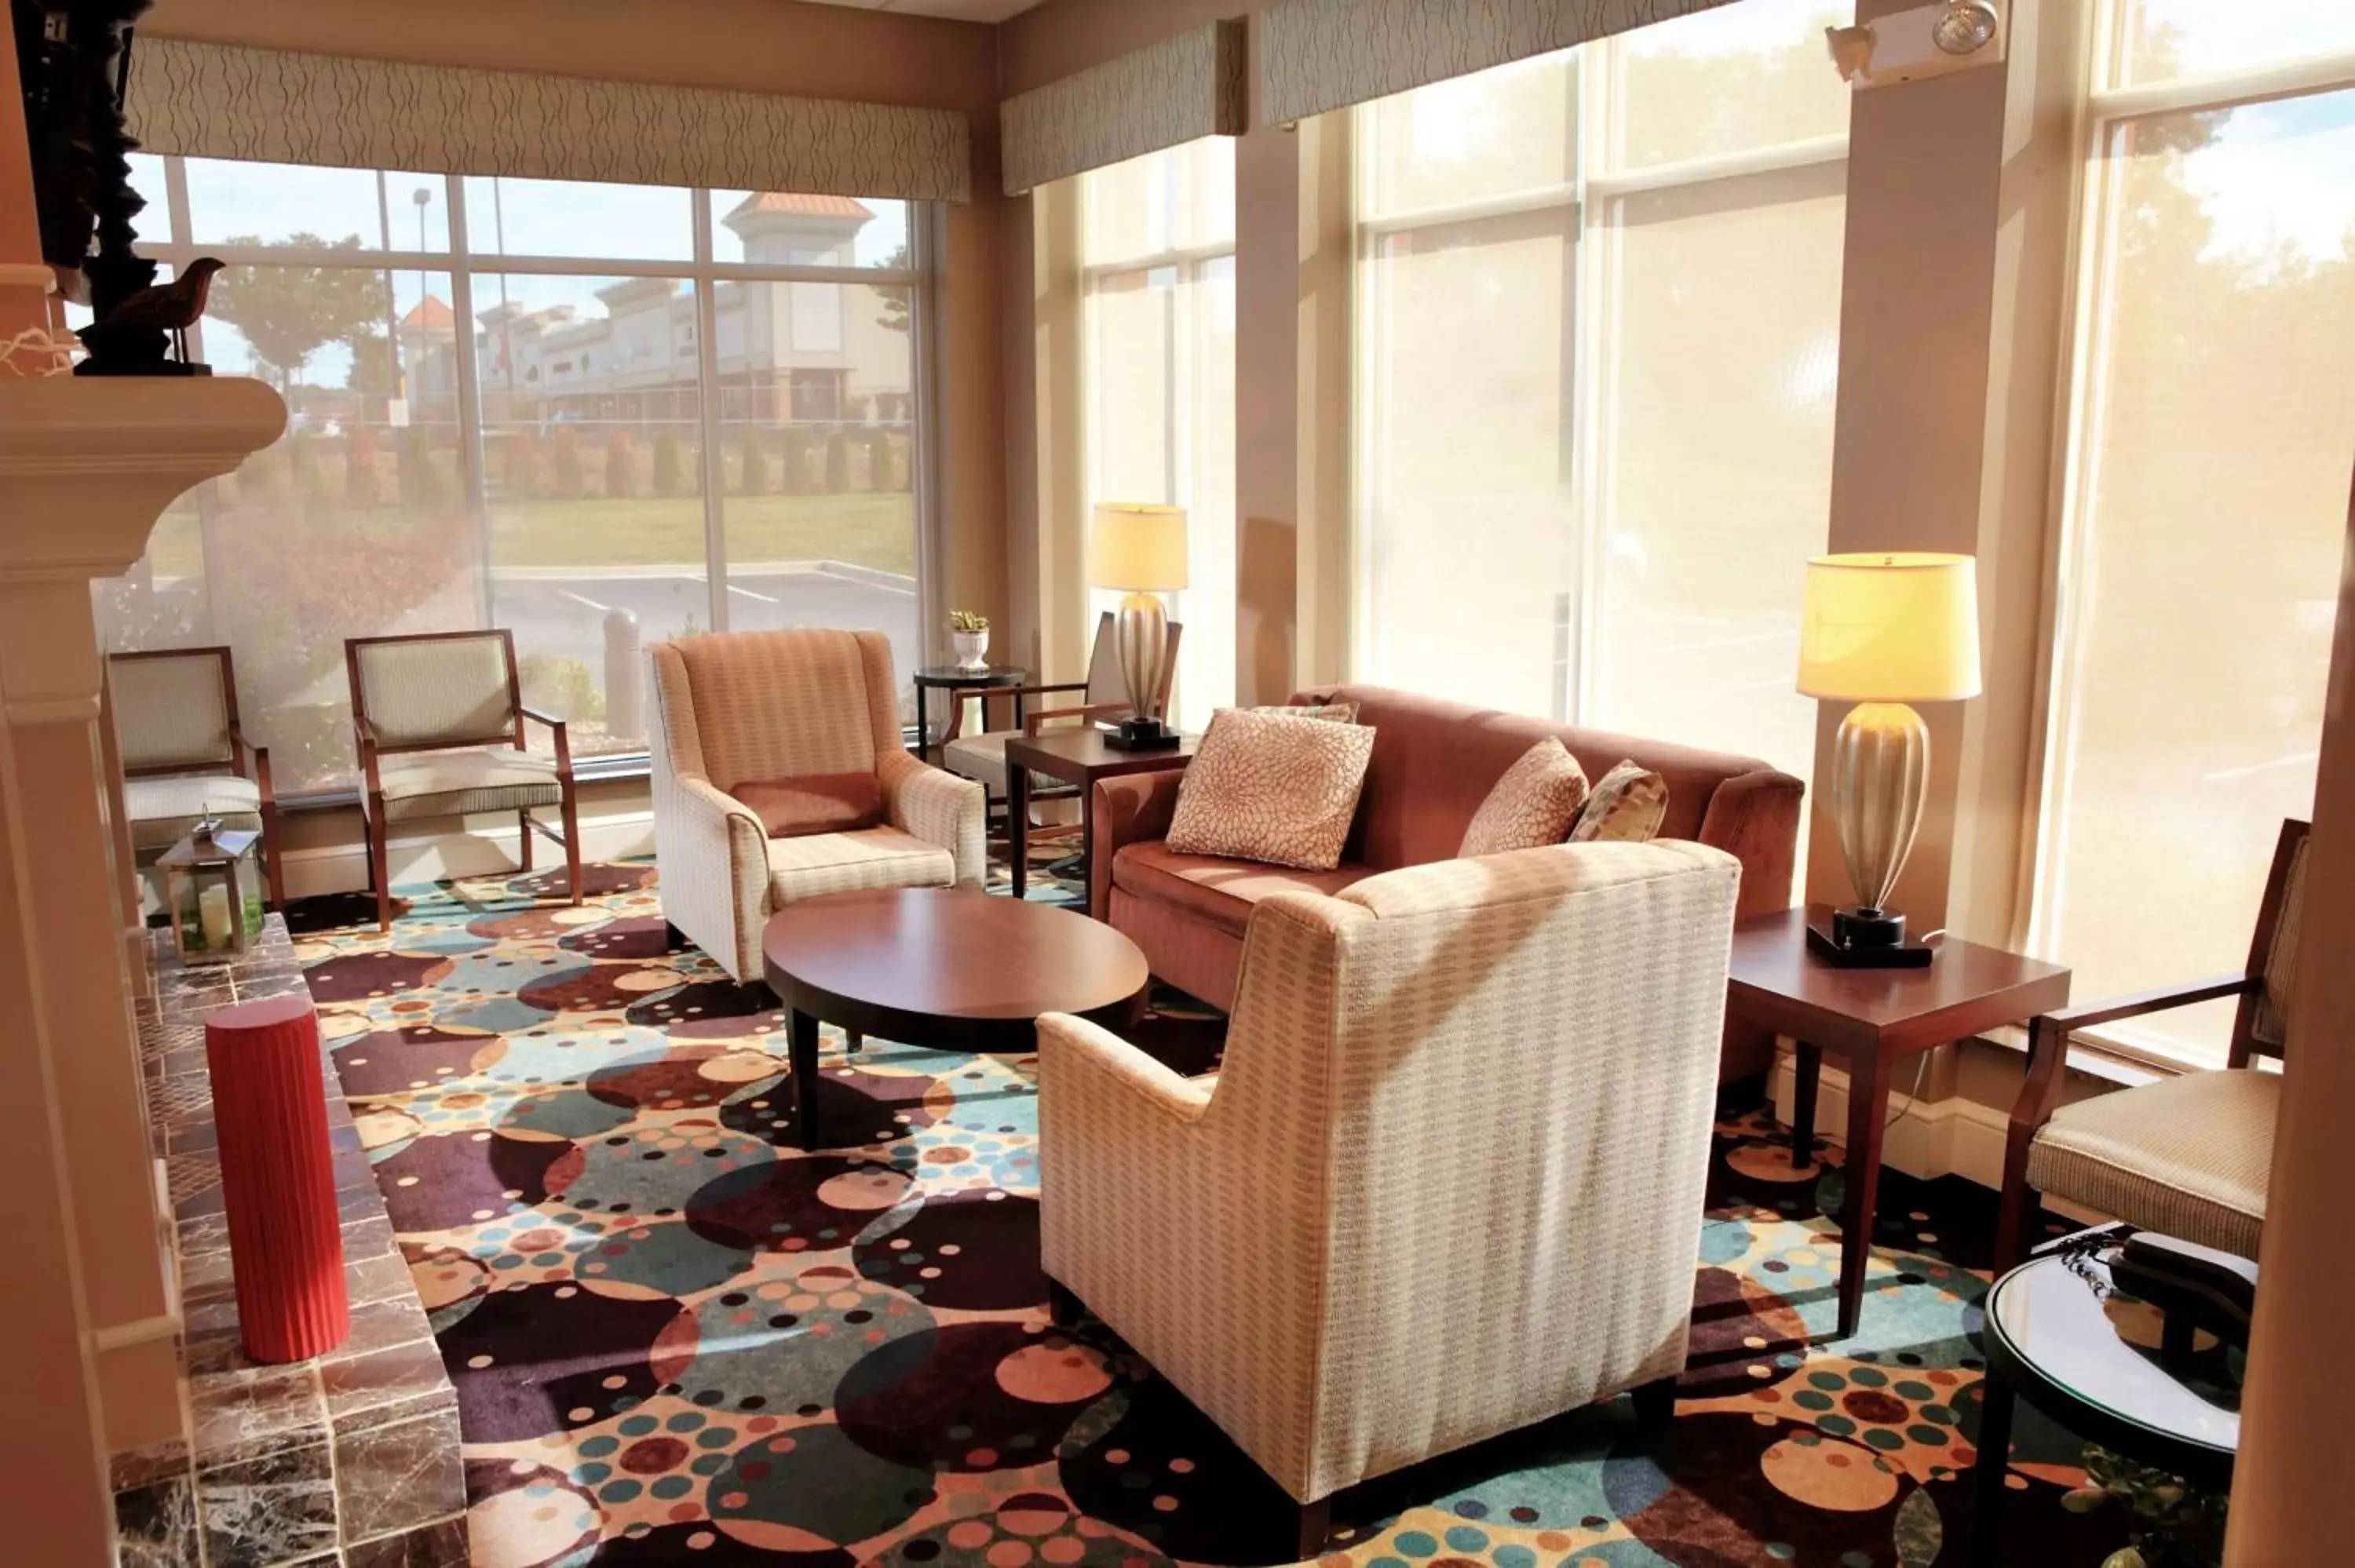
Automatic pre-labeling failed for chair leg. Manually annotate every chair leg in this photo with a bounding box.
[1295,1495,1333,1560]
[260,800,287,913]
[663,921,688,954]
[845,1029,863,1056]
[1046,1278,1083,1329]
[367,809,392,933]
[517,808,533,872]
[1632,1375,1678,1467]
[1995,1139,2040,1272]
[560,779,583,906]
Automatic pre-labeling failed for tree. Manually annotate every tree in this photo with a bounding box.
[824,429,853,492]
[877,242,911,334]
[739,429,770,496]
[552,425,586,500]
[346,331,397,401]
[206,235,390,392]
[653,432,691,498]
[605,430,635,499]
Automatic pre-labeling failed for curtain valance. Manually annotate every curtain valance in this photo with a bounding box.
[1260,0,1743,126]
[124,38,973,204]
[1001,19,1246,196]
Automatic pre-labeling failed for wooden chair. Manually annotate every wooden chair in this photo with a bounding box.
[937,611,1182,845]
[108,646,285,909]
[345,629,582,932]
[1995,819,2310,1267]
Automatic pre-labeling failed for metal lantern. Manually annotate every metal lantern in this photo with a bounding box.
[159,825,267,964]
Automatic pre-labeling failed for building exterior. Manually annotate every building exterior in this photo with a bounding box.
[401,194,912,431]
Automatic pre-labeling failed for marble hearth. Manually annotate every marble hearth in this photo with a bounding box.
[109,917,467,1568]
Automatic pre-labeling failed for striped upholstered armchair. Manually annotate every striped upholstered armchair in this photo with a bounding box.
[1037,840,1743,1552]
[648,629,986,982]
[346,629,582,931]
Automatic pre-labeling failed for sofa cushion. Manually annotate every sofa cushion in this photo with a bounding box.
[1461,738,1590,857]
[1112,841,1374,939]
[2027,1069,2276,1262]
[123,773,263,851]
[374,749,563,822]
[1571,760,1669,844]
[1167,707,1375,871]
[735,773,884,839]
[765,826,956,905]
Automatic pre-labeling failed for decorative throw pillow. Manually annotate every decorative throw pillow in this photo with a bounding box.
[735,774,885,839]
[1568,760,1669,844]
[1459,738,1590,857]
[1166,707,1376,871]
[1250,702,1360,724]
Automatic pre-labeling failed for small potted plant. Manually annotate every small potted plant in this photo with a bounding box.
[949,610,991,670]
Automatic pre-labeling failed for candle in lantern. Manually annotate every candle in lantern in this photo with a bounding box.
[199,883,233,950]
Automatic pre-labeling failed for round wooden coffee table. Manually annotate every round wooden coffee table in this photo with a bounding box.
[760,888,1149,1150]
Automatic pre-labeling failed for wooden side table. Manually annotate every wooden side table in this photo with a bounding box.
[1003,727,1199,914]
[912,665,1030,754]
[1725,906,2071,1338]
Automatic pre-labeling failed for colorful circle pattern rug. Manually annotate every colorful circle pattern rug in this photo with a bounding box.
[295,862,2137,1566]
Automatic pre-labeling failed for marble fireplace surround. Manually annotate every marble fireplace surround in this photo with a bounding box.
[111,917,468,1568]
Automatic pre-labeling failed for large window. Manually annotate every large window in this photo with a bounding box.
[1353,0,1849,793]
[1356,0,1846,782]
[96,159,930,795]
[2033,3,2355,1065]
[1079,139,1238,730]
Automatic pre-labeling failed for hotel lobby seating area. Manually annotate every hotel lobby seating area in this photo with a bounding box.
[4,2,2352,1566]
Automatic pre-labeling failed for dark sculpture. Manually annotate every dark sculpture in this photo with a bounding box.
[13,0,214,375]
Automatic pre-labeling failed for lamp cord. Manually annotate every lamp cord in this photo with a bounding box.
[1882,925,1944,1136]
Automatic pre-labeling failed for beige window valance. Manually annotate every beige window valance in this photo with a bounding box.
[1260,0,1743,126]
[1001,19,1247,196]
[124,38,973,205]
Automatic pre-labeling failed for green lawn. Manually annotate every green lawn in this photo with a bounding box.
[490,493,916,576]
[149,492,918,580]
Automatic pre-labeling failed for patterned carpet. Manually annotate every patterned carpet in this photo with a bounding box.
[289,859,2145,1566]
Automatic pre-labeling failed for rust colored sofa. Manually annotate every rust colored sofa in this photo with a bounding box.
[1089,684,1804,1082]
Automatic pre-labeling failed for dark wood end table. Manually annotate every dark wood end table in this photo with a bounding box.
[1970,1233,2239,1565]
[1725,904,2071,1337]
[760,888,1148,1150]
[913,665,1031,754]
[1003,727,1199,913]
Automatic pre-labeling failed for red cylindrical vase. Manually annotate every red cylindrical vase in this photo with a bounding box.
[205,994,350,1362]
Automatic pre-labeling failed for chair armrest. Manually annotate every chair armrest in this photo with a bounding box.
[877,749,986,885]
[231,723,276,810]
[1037,1012,1215,1125]
[942,680,1090,740]
[1024,702,1127,736]
[2045,974,2257,1034]
[352,714,383,797]
[1088,769,1188,923]
[519,706,574,775]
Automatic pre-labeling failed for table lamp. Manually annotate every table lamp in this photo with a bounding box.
[1797,551,1981,966]
[1090,502,1188,750]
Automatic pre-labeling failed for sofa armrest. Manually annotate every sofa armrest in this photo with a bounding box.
[1039,1012,1216,1126]
[1696,766,1804,922]
[1089,769,1188,920]
[878,747,986,885]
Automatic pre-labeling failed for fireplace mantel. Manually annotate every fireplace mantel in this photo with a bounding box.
[0,370,284,1533]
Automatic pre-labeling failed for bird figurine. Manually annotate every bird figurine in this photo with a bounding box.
[96,256,225,366]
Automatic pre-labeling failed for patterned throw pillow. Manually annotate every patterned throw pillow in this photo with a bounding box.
[1459,738,1590,857]
[1569,760,1670,844]
[1166,707,1376,871]
[1250,702,1360,724]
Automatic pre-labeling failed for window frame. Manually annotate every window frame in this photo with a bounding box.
[2025,5,2355,1069]
[121,159,943,798]
[1347,35,1850,729]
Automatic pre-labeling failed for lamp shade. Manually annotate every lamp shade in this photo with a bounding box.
[1797,552,1981,702]
[1090,503,1189,592]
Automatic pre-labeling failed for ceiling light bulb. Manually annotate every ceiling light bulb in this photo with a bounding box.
[1931,1,2000,57]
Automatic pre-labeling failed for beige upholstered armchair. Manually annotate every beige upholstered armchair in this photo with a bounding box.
[345,630,582,932]
[1996,818,2309,1267]
[1038,840,1743,1551]
[648,628,986,983]
[108,646,284,908]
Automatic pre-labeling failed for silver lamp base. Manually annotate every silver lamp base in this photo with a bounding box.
[1820,699,1933,965]
[1108,590,1180,749]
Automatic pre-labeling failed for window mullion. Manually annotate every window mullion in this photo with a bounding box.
[691,188,728,634]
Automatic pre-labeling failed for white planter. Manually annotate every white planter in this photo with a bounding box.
[951,628,990,669]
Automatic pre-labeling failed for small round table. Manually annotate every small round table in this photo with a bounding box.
[1970,1242,2240,1566]
[761,888,1148,1150]
[912,665,1031,752]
